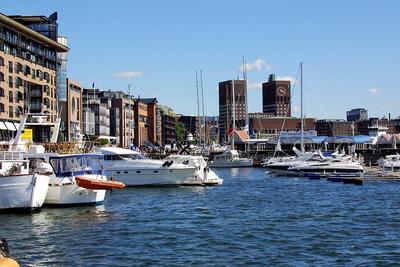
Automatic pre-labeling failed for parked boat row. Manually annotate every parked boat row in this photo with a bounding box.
[0,113,225,214]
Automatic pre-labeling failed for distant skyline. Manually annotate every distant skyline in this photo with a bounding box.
[2,0,400,119]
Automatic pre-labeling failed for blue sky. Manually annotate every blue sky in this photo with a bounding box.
[3,0,400,119]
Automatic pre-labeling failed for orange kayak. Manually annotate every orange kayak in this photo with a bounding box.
[75,176,125,190]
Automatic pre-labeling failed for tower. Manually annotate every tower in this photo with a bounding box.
[262,74,291,117]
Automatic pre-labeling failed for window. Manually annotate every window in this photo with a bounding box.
[9,106,13,118]
[0,57,3,66]
[8,76,13,88]
[0,103,4,112]
[8,61,13,73]
[0,88,4,97]
[0,72,4,82]
[8,91,13,103]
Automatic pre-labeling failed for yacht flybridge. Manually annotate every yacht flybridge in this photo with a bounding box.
[96,147,197,186]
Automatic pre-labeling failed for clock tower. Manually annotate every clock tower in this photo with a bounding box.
[262,74,291,117]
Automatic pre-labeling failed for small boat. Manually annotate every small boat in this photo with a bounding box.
[76,176,125,190]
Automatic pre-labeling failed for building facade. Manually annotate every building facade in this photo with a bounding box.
[346,108,368,122]
[0,12,68,124]
[218,79,247,143]
[60,78,82,141]
[315,119,355,136]
[249,114,316,139]
[262,74,291,116]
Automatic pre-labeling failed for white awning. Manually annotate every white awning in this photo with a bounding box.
[0,121,7,130]
[4,121,16,131]
[13,122,20,131]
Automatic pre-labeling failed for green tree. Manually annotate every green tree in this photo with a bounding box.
[175,122,186,143]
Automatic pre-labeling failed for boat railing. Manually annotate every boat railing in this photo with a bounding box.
[0,151,28,161]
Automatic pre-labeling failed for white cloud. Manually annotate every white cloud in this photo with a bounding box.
[368,88,379,95]
[277,75,297,85]
[239,59,273,72]
[113,71,143,79]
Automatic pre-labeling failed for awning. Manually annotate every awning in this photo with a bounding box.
[14,122,20,131]
[4,121,16,131]
[0,121,7,130]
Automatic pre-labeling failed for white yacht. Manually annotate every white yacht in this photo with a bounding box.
[377,154,400,171]
[208,148,253,168]
[29,148,109,206]
[165,154,223,185]
[287,159,364,176]
[0,150,50,213]
[97,147,196,186]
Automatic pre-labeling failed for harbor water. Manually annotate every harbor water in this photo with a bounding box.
[2,168,400,266]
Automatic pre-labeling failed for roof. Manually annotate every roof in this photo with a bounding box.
[0,13,68,52]
[137,98,158,104]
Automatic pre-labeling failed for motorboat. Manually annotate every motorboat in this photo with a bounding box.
[0,150,50,213]
[165,154,223,185]
[377,154,400,171]
[28,147,110,206]
[287,158,364,176]
[208,148,253,168]
[96,147,197,186]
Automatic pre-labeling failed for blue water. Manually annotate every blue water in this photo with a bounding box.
[2,168,400,266]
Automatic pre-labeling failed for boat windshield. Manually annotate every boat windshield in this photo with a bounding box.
[104,153,147,161]
[49,155,103,177]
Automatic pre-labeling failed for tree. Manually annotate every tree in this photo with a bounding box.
[175,122,186,143]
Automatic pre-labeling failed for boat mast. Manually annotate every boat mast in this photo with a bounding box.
[232,79,236,150]
[200,70,206,147]
[300,62,304,153]
[243,56,249,136]
[195,70,200,145]
[128,84,131,148]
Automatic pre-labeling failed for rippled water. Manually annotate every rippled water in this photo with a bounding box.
[2,168,400,266]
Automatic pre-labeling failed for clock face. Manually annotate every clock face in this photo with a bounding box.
[277,87,287,96]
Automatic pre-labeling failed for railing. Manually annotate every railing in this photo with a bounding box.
[0,151,28,162]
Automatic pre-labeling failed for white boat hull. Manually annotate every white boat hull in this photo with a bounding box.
[209,159,253,168]
[105,168,195,186]
[45,174,106,206]
[0,174,49,212]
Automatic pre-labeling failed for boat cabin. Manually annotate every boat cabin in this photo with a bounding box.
[48,154,103,177]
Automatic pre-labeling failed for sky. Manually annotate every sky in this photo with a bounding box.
[2,0,400,119]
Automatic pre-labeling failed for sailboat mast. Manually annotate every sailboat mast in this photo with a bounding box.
[200,70,206,147]
[232,80,236,149]
[195,70,200,145]
[300,62,304,152]
[243,57,249,136]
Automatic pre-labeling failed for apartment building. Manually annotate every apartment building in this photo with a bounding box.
[0,13,68,124]
[60,78,82,141]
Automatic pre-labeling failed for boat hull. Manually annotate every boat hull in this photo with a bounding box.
[45,175,106,206]
[209,159,253,168]
[105,168,196,186]
[0,174,49,213]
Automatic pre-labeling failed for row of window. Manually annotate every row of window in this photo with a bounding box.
[0,26,57,70]
[0,58,53,84]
